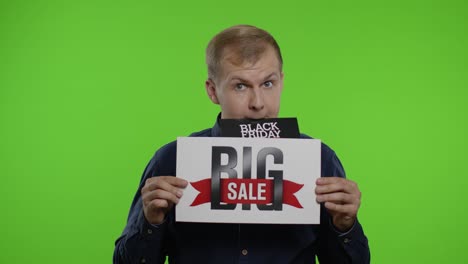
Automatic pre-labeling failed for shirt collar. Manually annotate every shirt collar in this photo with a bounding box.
[211,112,222,137]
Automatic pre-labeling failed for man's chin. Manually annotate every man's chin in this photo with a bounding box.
[221,112,277,120]
[244,116,269,120]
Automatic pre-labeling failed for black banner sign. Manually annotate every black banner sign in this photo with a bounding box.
[219,118,300,138]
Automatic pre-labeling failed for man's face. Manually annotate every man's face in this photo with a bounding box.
[206,46,284,119]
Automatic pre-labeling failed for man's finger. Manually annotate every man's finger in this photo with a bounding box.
[315,178,358,195]
[316,192,353,204]
[316,177,344,185]
[144,189,181,205]
[162,176,189,188]
[144,176,188,190]
[147,199,170,211]
[143,177,188,198]
[324,202,359,216]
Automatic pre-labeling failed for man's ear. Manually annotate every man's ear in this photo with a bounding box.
[279,72,285,92]
[205,78,219,104]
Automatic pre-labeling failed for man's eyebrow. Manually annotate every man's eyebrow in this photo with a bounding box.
[262,73,279,81]
[229,76,249,83]
[229,73,279,83]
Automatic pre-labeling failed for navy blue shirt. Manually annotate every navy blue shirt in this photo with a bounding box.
[114,117,370,264]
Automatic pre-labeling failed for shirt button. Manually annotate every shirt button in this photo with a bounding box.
[343,238,351,244]
[241,249,248,256]
[147,229,153,235]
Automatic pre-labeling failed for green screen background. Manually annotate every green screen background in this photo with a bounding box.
[1,0,467,263]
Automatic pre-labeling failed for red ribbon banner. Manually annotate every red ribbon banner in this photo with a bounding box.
[190,178,304,208]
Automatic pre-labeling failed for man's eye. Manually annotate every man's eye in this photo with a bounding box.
[235,83,246,90]
[264,81,273,88]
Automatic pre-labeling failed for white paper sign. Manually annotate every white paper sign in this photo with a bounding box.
[176,137,321,224]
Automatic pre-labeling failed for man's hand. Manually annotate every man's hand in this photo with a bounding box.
[315,177,361,232]
[141,176,188,225]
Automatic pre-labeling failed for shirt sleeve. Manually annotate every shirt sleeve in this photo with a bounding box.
[316,148,371,264]
[113,148,172,264]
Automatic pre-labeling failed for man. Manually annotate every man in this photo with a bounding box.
[114,25,370,263]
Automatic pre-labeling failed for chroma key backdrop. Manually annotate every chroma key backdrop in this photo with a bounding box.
[1,0,467,263]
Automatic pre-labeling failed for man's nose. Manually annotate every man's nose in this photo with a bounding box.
[249,88,265,111]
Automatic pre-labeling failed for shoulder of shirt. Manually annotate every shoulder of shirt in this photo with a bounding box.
[188,128,212,137]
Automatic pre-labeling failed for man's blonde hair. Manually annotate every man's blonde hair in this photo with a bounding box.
[206,25,283,81]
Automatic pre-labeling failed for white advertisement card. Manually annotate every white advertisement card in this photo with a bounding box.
[176,137,321,224]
